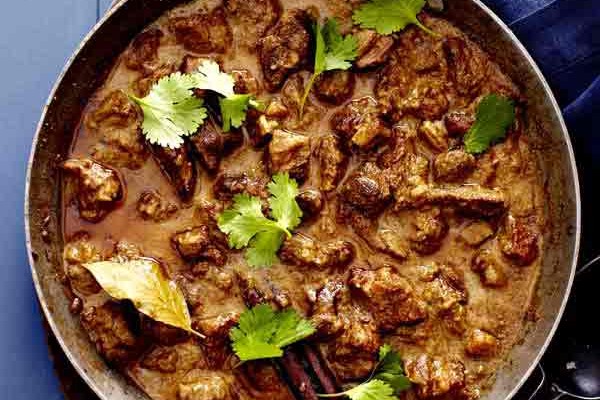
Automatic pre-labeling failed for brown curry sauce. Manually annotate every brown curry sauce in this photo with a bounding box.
[61,1,545,399]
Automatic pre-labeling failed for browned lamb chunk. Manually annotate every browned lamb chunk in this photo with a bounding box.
[258,9,312,91]
[465,328,499,358]
[63,232,101,265]
[86,91,148,170]
[136,190,178,222]
[224,0,281,47]
[296,189,324,218]
[444,36,521,101]
[267,129,310,182]
[444,110,475,136]
[471,250,508,288]
[66,265,101,296]
[279,235,355,269]
[409,207,448,254]
[124,28,163,72]
[310,279,347,338]
[168,7,232,54]
[419,120,449,152]
[349,267,427,330]
[499,215,539,266]
[409,184,507,217]
[190,119,243,173]
[327,309,381,381]
[376,29,449,122]
[178,372,237,400]
[150,143,197,202]
[231,69,260,95]
[318,134,347,192]
[140,347,178,373]
[141,318,189,346]
[171,225,227,265]
[434,150,476,182]
[213,172,269,200]
[133,62,178,97]
[341,162,391,215]
[239,362,296,399]
[354,29,395,70]
[404,354,466,399]
[62,158,124,222]
[314,70,356,105]
[80,302,140,365]
[459,221,494,247]
[309,280,381,381]
[331,97,391,149]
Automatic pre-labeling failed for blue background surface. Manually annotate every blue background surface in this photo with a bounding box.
[0,1,597,399]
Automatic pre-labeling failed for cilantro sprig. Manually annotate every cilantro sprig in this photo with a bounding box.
[130,73,207,149]
[132,61,262,147]
[319,345,411,400]
[464,94,515,154]
[300,19,358,116]
[217,173,303,268]
[230,303,316,362]
[352,0,437,36]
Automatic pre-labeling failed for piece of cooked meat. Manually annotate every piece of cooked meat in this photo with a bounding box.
[331,97,391,149]
[178,372,237,400]
[140,347,178,373]
[150,142,197,202]
[258,9,312,91]
[231,69,261,95]
[296,189,324,218]
[279,235,355,269]
[409,184,507,217]
[404,354,466,399]
[314,70,356,105]
[349,266,427,330]
[80,302,140,365]
[213,172,269,200]
[471,250,509,288]
[136,190,178,222]
[86,90,149,170]
[267,129,311,182]
[171,225,227,265]
[465,328,499,358]
[62,158,124,222]
[190,119,243,173]
[168,7,232,53]
[409,207,448,255]
[354,29,395,70]
[123,28,163,72]
[459,221,494,247]
[224,0,281,48]
[317,133,348,192]
[434,149,476,182]
[499,215,539,266]
[340,162,391,215]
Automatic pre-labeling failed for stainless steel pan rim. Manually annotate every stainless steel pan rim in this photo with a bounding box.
[24,0,582,399]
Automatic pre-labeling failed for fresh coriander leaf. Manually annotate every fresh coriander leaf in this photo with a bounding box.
[318,344,411,399]
[300,19,358,116]
[191,60,235,97]
[82,258,202,337]
[374,344,412,393]
[230,304,316,362]
[245,230,285,268]
[131,73,207,149]
[220,94,253,132]
[352,0,436,36]
[217,194,282,250]
[268,172,303,231]
[345,380,396,400]
[464,94,515,154]
[217,174,304,268]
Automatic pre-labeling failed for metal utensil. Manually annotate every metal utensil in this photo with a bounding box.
[24,1,581,399]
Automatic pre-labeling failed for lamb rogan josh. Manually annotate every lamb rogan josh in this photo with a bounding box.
[61,0,545,399]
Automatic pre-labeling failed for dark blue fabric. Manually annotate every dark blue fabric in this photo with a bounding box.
[483,0,600,261]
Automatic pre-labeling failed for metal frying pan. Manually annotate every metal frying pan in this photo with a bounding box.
[24,0,581,399]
